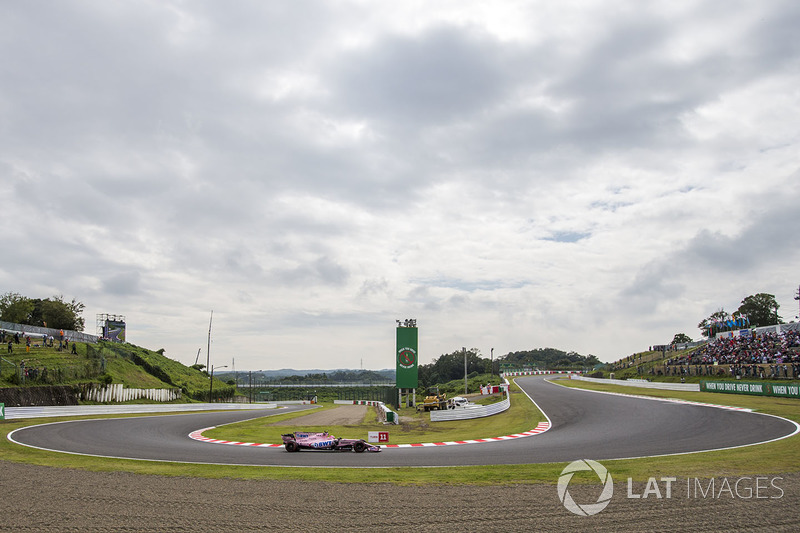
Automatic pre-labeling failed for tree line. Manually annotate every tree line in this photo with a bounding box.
[417,347,601,388]
[670,292,786,345]
[0,292,85,331]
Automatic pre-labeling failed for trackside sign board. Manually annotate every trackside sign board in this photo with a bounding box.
[396,326,418,389]
[701,381,800,399]
[368,431,389,443]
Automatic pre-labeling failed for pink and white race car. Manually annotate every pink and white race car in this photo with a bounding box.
[281,431,381,453]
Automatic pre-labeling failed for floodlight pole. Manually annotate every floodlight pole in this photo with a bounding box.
[795,284,800,319]
[206,310,213,374]
[209,364,227,402]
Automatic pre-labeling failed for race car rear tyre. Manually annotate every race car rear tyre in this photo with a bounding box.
[353,441,366,453]
[285,441,299,452]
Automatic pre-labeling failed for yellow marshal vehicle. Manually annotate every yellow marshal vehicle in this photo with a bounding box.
[419,386,448,411]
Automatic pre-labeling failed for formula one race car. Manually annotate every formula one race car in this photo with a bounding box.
[281,431,381,453]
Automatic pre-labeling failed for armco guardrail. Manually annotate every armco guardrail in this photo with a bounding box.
[247,382,394,388]
[430,396,510,421]
[569,374,700,391]
[3,403,276,420]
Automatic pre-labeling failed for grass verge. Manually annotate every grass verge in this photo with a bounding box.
[1,378,798,485]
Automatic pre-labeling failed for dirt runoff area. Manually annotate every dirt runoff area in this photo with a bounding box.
[1,461,799,531]
[270,404,369,426]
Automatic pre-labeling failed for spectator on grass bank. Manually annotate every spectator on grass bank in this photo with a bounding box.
[7,340,12,353]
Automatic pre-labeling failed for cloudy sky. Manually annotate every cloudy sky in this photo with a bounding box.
[2,1,799,370]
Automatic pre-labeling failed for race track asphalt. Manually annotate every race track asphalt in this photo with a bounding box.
[9,376,798,467]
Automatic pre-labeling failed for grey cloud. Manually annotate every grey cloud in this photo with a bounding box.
[330,26,508,126]
[272,255,349,287]
[102,271,142,296]
[1,2,797,366]
[620,176,800,308]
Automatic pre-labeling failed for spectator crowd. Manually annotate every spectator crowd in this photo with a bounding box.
[666,329,800,379]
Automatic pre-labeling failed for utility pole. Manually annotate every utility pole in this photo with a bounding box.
[463,347,468,395]
[491,347,494,376]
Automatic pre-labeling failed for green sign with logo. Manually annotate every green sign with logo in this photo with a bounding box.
[700,381,800,399]
[0,402,4,420]
[396,326,418,389]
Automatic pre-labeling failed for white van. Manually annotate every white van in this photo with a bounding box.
[449,396,469,408]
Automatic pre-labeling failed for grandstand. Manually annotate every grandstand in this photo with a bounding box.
[606,323,800,381]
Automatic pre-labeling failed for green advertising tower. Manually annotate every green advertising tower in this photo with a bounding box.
[395,319,418,389]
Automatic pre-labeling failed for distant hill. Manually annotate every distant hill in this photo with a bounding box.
[215,368,395,383]
[499,348,601,369]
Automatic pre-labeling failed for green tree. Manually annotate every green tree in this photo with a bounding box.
[418,348,485,388]
[671,333,693,344]
[736,293,782,327]
[698,308,728,338]
[0,292,85,331]
[30,295,86,331]
[0,292,34,324]
[498,347,598,369]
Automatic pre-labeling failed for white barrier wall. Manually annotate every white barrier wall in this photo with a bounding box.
[502,370,581,376]
[81,383,182,402]
[333,399,399,424]
[430,396,510,421]
[569,374,700,391]
[429,376,513,422]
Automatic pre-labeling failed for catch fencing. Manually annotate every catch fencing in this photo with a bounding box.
[0,320,98,344]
